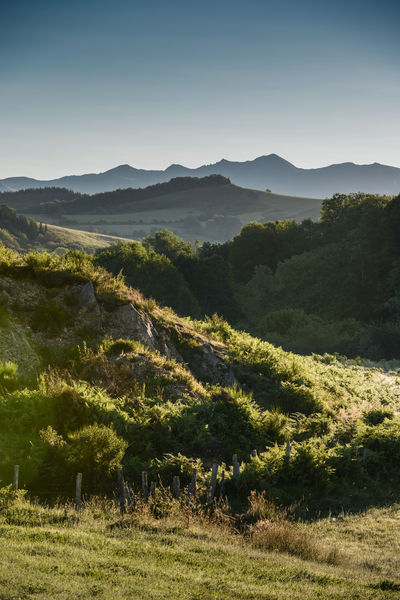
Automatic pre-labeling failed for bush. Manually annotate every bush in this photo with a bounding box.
[0,362,18,392]
[67,424,128,491]
[31,299,68,333]
[148,453,202,489]
[103,338,140,356]
[363,408,394,426]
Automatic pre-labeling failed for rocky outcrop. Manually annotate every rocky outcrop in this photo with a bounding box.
[109,303,183,363]
[107,302,237,387]
[78,281,101,322]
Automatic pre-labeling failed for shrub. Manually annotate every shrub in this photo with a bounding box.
[148,453,203,489]
[67,424,128,491]
[31,299,68,333]
[363,408,394,426]
[103,338,140,356]
[0,362,18,392]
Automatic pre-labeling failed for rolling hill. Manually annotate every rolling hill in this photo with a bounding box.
[0,176,322,243]
[1,154,400,197]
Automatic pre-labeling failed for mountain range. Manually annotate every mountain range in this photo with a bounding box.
[1,154,400,197]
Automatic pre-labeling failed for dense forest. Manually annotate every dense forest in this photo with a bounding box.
[95,192,400,359]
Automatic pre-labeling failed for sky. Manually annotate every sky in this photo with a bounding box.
[1,0,399,179]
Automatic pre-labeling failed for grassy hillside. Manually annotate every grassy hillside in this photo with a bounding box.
[0,177,322,242]
[0,245,399,511]
[0,204,133,253]
[0,244,400,595]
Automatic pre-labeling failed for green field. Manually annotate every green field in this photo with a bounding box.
[0,496,399,599]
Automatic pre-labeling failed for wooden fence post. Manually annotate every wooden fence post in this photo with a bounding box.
[189,468,197,499]
[361,447,367,474]
[125,482,132,508]
[210,463,218,501]
[75,472,82,509]
[13,465,19,491]
[142,471,148,502]
[286,441,291,460]
[232,454,240,478]
[172,475,180,499]
[150,481,156,498]
[219,471,225,499]
[118,469,126,515]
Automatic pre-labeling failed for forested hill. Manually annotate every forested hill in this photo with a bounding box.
[0,176,321,244]
[0,175,231,214]
[95,192,400,359]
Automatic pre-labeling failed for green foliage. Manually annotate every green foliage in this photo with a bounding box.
[66,424,127,487]
[0,361,18,392]
[363,408,394,426]
[31,298,68,332]
[148,453,202,487]
[143,230,194,261]
[95,241,201,316]
[102,338,141,356]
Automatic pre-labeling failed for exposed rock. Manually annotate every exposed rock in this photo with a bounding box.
[0,319,40,377]
[78,281,101,322]
[191,342,237,387]
[110,303,183,361]
[114,303,158,349]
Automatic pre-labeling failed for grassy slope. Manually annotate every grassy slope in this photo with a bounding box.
[0,221,134,254]
[44,224,134,252]
[1,249,400,596]
[0,499,399,599]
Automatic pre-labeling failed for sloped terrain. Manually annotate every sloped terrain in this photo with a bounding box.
[0,245,399,513]
[0,204,133,253]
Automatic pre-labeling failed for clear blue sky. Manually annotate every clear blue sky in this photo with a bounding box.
[1,0,399,178]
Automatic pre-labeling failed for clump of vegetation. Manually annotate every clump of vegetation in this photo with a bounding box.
[0,361,18,392]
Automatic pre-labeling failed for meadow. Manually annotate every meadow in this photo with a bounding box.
[0,492,399,599]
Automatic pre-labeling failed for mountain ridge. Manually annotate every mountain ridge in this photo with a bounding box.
[2,153,400,197]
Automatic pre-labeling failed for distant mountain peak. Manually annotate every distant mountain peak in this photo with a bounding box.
[165,163,186,171]
[104,164,137,175]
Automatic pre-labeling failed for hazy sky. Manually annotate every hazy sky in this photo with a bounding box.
[1,0,399,179]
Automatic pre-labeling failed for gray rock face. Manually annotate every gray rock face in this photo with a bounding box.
[110,302,236,388]
[79,281,97,308]
[115,304,159,350]
[192,342,237,387]
[78,281,101,322]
